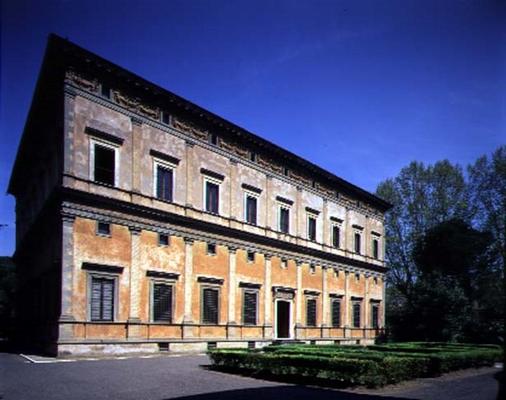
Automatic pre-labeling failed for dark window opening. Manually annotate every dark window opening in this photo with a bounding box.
[332,225,340,248]
[247,251,255,263]
[159,234,169,246]
[352,302,361,328]
[308,216,317,241]
[371,304,380,329]
[283,167,289,176]
[250,152,257,162]
[205,181,219,214]
[372,239,379,259]
[245,195,257,225]
[354,233,361,254]
[202,288,219,324]
[94,144,115,185]
[97,222,111,236]
[279,207,290,233]
[207,243,217,255]
[161,111,170,125]
[243,291,257,325]
[153,283,172,322]
[331,299,341,327]
[306,298,317,327]
[156,165,173,202]
[90,276,114,321]
[208,133,219,146]
[101,84,111,98]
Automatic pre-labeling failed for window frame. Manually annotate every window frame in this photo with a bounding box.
[158,233,170,247]
[201,285,220,325]
[372,237,380,259]
[352,300,362,328]
[331,298,341,327]
[306,297,317,327]
[87,272,119,322]
[203,176,221,215]
[150,280,175,323]
[153,158,176,203]
[307,213,317,242]
[243,190,259,225]
[371,302,380,329]
[242,289,258,326]
[207,243,217,256]
[89,138,119,187]
[354,231,362,254]
[96,221,111,237]
[331,223,341,248]
[278,204,291,234]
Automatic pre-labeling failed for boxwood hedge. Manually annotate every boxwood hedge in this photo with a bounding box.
[208,342,502,388]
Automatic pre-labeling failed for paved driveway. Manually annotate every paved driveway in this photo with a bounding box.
[0,353,500,400]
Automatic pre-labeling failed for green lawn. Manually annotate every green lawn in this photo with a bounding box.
[208,342,502,388]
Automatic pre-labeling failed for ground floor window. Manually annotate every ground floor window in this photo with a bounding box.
[242,290,258,325]
[331,298,341,327]
[90,276,115,321]
[371,302,380,329]
[152,283,173,322]
[202,287,219,324]
[352,301,362,328]
[306,298,317,327]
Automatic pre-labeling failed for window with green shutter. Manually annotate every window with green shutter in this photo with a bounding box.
[90,276,115,321]
[242,291,257,325]
[331,299,341,327]
[306,298,317,327]
[202,287,219,324]
[153,283,173,322]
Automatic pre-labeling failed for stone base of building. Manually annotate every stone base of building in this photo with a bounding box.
[55,337,375,357]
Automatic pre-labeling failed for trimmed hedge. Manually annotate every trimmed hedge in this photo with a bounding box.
[208,342,502,388]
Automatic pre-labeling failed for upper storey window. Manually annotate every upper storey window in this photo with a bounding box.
[354,232,361,254]
[208,133,219,146]
[307,215,317,241]
[205,180,219,214]
[279,207,290,234]
[155,163,174,202]
[91,140,118,186]
[245,194,257,225]
[372,238,379,259]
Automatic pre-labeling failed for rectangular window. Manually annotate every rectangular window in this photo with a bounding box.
[101,84,111,98]
[372,239,379,259]
[205,181,219,214]
[158,234,169,246]
[279,207,290,234]
[308,215,317,241]
[207,243,217,255]
[250,152,257,162]
[202,287,219,324]
[97,222,111,236]
[93,143,116,185]
[306,298,317,327]
[152,283,173,322]
[332,225,340,248]
[354,233,361,254]
[245,195,257,225]
[156,164,173,202]
[242,291,257,325]
[371,303,380,329]
[352,302,361,328]
[331,299,341,327]
[90,276,115,321]
[208,133,219,146]
[247,251,255,263]
[161,111,170,125]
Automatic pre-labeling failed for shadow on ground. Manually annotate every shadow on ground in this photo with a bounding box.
[166,385,412,400]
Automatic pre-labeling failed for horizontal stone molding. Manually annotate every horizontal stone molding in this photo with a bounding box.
[146,270,180,280]
[149,149,181,165]
[84,126,124,145]
[82,262,124,274]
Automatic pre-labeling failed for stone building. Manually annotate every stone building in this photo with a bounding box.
[8,35,391,356]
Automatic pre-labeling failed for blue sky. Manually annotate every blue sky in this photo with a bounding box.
[0,0,504,255]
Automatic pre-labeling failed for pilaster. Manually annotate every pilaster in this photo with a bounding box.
[322,199,329,246]
[131,117,143,193]
[295,261,303,338]
[185,140,194,208]
[321,265,329,328]
[227,246,239,338]
[127,227,142,338]
[59,215,75,340]
[344,270,350,337]
[263,253,273,338]
[364,274,370,328]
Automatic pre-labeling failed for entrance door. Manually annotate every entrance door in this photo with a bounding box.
[276,300,290,339]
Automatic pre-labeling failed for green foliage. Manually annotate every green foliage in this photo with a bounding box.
[208,343,502,388]
[376,146,505,344]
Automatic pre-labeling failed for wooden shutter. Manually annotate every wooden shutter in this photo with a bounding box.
[91,276,114,321]
[243,291,257,325]
[353,302,361,328]
[372,304,379,328]
[331,299,341,327]
[202,288,219,324]
[153,283,172,322]
[306,298,317,327]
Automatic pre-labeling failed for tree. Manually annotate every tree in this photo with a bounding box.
[376,160,469,301]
